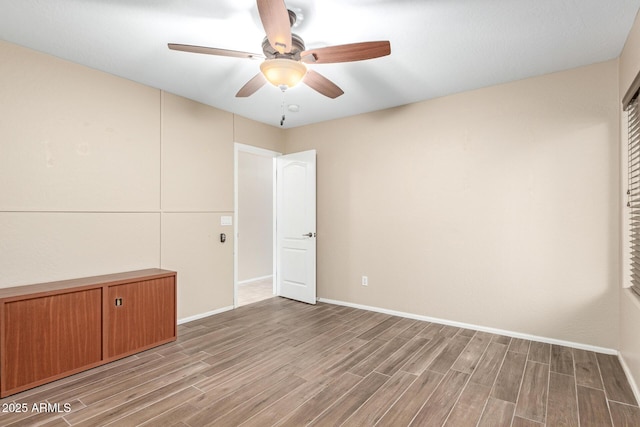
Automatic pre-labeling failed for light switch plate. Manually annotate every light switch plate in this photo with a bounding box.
[221,216,233,226]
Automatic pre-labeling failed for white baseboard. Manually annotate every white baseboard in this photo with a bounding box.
[618,353,640,405]
[177,305,234,325]
[238,275,273,286]
[318,297,617,356]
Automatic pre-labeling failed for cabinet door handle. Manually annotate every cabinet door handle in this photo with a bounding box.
[115,298,123,306]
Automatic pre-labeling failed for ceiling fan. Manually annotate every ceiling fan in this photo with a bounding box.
[168,0,391,99]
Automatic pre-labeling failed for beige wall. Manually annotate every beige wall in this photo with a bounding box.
[0,40,284,320]
[619,10,640,398]
[234,115,284,151]
[0,40,162,288]
[286,60,620,349]
[238,151,274,282]
[159,92,235,318]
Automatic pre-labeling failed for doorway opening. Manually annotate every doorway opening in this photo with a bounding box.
[234,143,280,307]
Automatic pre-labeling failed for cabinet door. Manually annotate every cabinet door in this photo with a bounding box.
[3,289,102,394]
[107,276,176,358]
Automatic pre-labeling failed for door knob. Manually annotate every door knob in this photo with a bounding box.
[302,232,315,237]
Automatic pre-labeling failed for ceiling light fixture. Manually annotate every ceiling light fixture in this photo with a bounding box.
[260,58,307,91]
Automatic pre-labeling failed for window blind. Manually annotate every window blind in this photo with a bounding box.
[628,95,640,296]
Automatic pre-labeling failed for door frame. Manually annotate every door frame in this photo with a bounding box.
[233,143,281,308]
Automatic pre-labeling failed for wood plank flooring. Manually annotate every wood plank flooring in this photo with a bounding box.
[1,297,639,426]
[237,279,273,306]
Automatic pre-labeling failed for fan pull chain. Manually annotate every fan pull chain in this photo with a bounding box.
[280,91,286,127]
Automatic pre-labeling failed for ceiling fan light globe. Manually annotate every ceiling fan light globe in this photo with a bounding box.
[260,58,307,90]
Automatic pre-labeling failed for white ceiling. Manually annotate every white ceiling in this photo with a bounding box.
[1,0,639,128]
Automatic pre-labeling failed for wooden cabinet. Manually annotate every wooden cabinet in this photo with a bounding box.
[3,288,103,394]
[0,269,176,397]
[107,276,176,358]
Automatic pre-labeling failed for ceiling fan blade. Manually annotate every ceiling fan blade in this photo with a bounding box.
[301,41,391,64]
[168,43,264,60]
[303,70,344,99]
[236,73,267,97]
[257,0,292,54]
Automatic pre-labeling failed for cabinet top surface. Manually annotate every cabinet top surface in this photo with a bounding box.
[0,269,176,300]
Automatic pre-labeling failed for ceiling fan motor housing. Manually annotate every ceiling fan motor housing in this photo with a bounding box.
[261,10,305,60]
[262,33,305,60]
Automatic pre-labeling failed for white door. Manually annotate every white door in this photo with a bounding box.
[276,150,316,304]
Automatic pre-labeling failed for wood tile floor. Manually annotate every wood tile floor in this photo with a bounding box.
[237,278,274,306]
[1,297,639,426]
